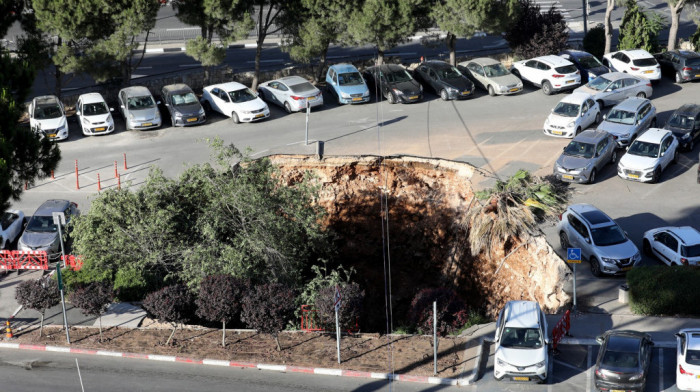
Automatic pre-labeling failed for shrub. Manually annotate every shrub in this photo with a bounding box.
[617,0,663,53]
[314,283,365,331]
[113,267,148,302]
[505,0,568,59]
[583,25,605,60]
[68,281,114,341]
[143,284,195,345]
[690,26,700,51]
[409,288,468,336]
[15,278,60,337]
[241,282,296,351]
[627,266,700,316]
[195,275,248,347]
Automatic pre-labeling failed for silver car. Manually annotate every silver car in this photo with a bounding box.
[458,57,523,96]
[596,97,657,147]
[553,130,618,184]
[118,86,162,130]
[258,75,323,112]
[574,72,652,108]
[18,200,79,260]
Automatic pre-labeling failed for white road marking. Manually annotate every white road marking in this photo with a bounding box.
[246,59,283,64]
[165,27,199,31]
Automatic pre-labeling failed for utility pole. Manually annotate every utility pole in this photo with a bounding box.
[582,0,589,36]
[53,212,71,344]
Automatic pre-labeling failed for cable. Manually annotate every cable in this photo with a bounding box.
[450,99,500,181]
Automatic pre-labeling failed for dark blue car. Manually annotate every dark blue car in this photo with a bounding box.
[560,50,610,84]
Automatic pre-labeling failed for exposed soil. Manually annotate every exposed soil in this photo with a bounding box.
[11,320,470,378]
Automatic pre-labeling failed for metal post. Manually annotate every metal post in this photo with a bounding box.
[335,306,341,364]
[433,301,437,375]
[582,0,588,36]
[54,217,71,344]
[572,263,577,312]
[305,100,310,145]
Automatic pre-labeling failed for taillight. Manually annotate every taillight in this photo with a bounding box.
[630,67,639,71]
[683,67,692,71]
[612,135,618,139]
[681,258,689,265]
[575,71,580,74]
[595,368,606,379]
[646,83,652,87]
[552,74,565,78]
[680,364,694,376]
[291,95,303,101]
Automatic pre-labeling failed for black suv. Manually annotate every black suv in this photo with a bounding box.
[664,104,700,151]
[654,50,700,83]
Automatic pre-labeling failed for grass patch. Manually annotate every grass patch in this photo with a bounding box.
[627,265,700,316]
[452,310,490,336]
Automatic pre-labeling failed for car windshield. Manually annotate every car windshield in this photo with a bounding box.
[83,102,109,116]
[228,88,257,103]
[553,102,580,118]
[172,92,198,106]
[127,96,156,110]
[667,114,694,130]
[25,215,57,233]
[687,349,700,365]
[34,104,62,120]
[591,224,627,246]
[682,244,700,258]
[563,141,595,159]
[438,67,462,79]
[555,65,577,74]
[632,58,657,67]
[627,140,660,158]
[338,72,364,86]
[587,76,612,91]
[602,350,639,368]
[499,327,543,349]
[288,82,316,94]
[606,109,636,125]
[385,69,413,83]
[579,55,605,69]
[483,63,509,77]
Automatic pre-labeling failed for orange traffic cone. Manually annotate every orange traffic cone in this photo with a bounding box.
[5,320,13,339]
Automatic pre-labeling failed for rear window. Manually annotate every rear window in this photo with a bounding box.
[289,82,316,94]
[555,65,577,74]
[682,244,700,258]
[686,58,700,66]
[632,58,657,67]
[602,350,639,368]
[686,349,700,365]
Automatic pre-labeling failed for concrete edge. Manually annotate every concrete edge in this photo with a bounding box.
[0,342,465,386]
[135,42,279,54]
[559,338,675,349]
[466,336,493,385]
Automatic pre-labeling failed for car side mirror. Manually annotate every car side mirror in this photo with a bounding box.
[603,114,607,120]
[661,152,665,156]
[676,333,683,339]
[585,237,591,243]
[164,103,169,106]
[626,146,630,151]
[596,336,604,344]
[605,88,612,92]
[109,107,114,112]
[544,337,551,345]
[156,101,161,105]
[75,110,81,116]
[120,104,125,109]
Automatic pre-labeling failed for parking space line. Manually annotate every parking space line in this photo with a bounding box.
[587,345,592,392]
[554,359,584,372]
[659,348,663,392]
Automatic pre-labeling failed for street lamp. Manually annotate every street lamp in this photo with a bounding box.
[52,212,71,344]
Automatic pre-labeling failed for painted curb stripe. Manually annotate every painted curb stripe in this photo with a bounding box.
[19,344,47,350]
[314,368,342,376]
[46,346,71,353]
[123,352,149,359]
[343,370,372,378]
[428,376,457,385]
[398,374,428,383]
[258,364,286,372]
[229,361,256,368]
[176,357,202,364]
[370,372,395,380]
[202,359,230,366]
[96,350,122,357]
[147,354,176,362]
[288,366,315,374]
[0,342,20,349]
[70,348,97,355]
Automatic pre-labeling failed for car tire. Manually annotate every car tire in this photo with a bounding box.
[643,239,652,256]
[651,118,657,128]
[575,127,581,136]
[440,89,449,101]
[588,168,597,184]
[559,232,570,250]
[231,112,240,124]
[689,139,695,152]
[171,116,176,126]
[590,257,602,277]
[675,72,683,83]
[488,85,496,96]
[512,69,521,79]
[202,100,212,113]
[651,167,661,183]
[284,102,292,113]
[387,92,396,104]
[610,149,618,164]
[673,149,678,164]
[542,81,553,95]
[636,91,646,98]
[596,100,604,110]
[595,111,601,123]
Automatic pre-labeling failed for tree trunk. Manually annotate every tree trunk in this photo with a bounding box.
[40,311,45,337]
[668,2,683,51]
[316,45,329,84]
[274,334,281,351]
[166,323,178,345]
[252,7,265,91]
[54,37,63,98]
[376,49,384,66]
[446,33,456,66]
[98,315,103,342]
[604,0,615,54]
[222,320,226,347]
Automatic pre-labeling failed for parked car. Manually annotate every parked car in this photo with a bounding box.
[559,49,610,84]
[161,83,206,126]
[75,93,115,136]
[643,226,700,266]
[28,95,68,141]
[117,86,162,130]
[493,300,549,383]
[603,49,661,81]
[510,55,580,95]
[664,104,700,151]
[597,97,657,147]
[654,50,700,83]
[258,76,324,112]
[574,72,652,108]
[676,328,700,391]
[457,57,522,96]
[617,128,678,183]
[544,92,600,138]
[201,82,270,123]
[553,130,617,184]
[0,210,25,250]
[362,64,423,104]
[18,200,79,260]
[325,63,370,105]
[594,330,654,392]
[558,204,641,277]
[413,60,474,100]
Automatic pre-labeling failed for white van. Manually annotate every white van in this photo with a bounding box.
[493,300,549,383]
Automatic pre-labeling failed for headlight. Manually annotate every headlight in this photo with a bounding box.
[544,118,550,126]
[517,82,523,88]
[633,252,641,260]
[107,114,114,124]
[198,108,205,116]
[82,118,90,125]
[644,166,656,171]
[155,111,161,120]
[496,358,507,367]
[629,372,644,381]
[447,87,458,93]
[419,84,423,92]
[622,132,630,138]
[340,92,350,98]
[682,133,691,140]
[534,360,546,368]
[129,112,134,120]
[392,88,402,95]
[174,112,183,118]
[362,90,370,97]
[566,121,575,128]
[601,257,615,263]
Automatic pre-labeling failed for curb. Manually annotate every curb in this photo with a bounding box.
[0,342,463,386]
[559,338,675,349]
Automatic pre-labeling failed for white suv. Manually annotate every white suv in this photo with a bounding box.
[28,95,68,141]
[511,55,581,95]
[603,49,661,81]
[494,300,549,383]
[617,128,678,183]
[558,204,641,277]
[544,92,600,138]
[643,226,700,266]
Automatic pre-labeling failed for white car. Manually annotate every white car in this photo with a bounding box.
[494,300,549,383]
[28,95,68,141]
[257,76,323,113]
[617,128,679,183]
[202,82,270,124]
[676,329,700,391]
[603,49,661,81]
[75,93,115,136]
[510,55,581,95]
[543,92,600,138]
[643,226,700,266]
[0,210,25,250]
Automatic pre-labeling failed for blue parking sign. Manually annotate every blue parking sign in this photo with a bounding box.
[567,248,582,264]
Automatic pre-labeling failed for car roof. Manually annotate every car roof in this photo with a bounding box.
[366,64,406,73]
[329,63,360,74]
[661,227,700,244]
[619,49,654,59]
[422,60,452,69]
[120,86,153,98]
[612,97,648,112]
[597,72,631,82]
[635,128,671,144]
[277,75,310,84]
[209,81,248,92]
[670,50,700,59]
[567,204,615,228]
[34,199,72,216]
[465,57,500,66]
[533,55,573,67]
[672,104,700,117]
[574,129,609,143]
[34,95,61,106]
[560,91,592,105]
[684,331,700,350]
[162,83,193,94]
[502,301,540,328]
[561,50,596,59]
[78,92,106,104]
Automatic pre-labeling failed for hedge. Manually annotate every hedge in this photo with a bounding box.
[627,265,700,316]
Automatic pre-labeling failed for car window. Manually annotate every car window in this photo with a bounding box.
[228,88,257,103]
[568,215,589,238]
[83,101,109,115]
[596,138,608,154]
[328,69,336,80]
[34,104,63,120]
[277,83,289,92]
[660,136,673,153]
[288,82,316,94]
[591,224,627,246]
[671,54,680,64]
[668,113,695,130]
[468,63,482,75]
[620,54,630,63]
[664,234,679,251]
[537,62,551,71]
[587,76,611,91]
[638,104,650,118]
[499,327,543,349]
[555,64,577,74]
[171,92,198,106]
[525,60,538,68]
[428,69,437,79]
[126,95,156,110]
[579,55,604,69]
[682,244,700,257]
[386,69,412,83]
[26,215,57,233]
[563,140,595,158]
[628,140,660,158]
[679,334,687,355]
[622,78,638,87]
[582,101,589,113]
[484,63,509,77]
[610,80,623,90]
[553,102,580,118]
[606,108,636,125]
[633,58,657,67]
[438,67,462,79]
[613,52,622,60]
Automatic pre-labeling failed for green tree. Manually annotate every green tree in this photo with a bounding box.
[583,24,606,59]
[617,0,665,53]
[504,0,568,59]
[432,0,518,65]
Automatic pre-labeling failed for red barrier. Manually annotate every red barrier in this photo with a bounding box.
[14,250,48,270]
[0,250,14,270]
[551,310,572,351]
[300,305,324,332]
[61,255,83,271]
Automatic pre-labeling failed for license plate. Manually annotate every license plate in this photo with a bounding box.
[611,390,625,392]
[695,74,700,77]
[48,134,56,138]
[628,174,639,179]
[409,95,419,100]
[644,70,653,74]
[142,122,152,127]
[509,88,519,92]
[186,117,197,122]
[254,113,265,118]
[461,91,470,95]
[352,97,362,102]
[552,130,563,135]
[696,374,700,379]
[566,80,574,84]
[513,376,529,381]
[563,174,574,180]
[94,127,106,132]
[621,266,632,271]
